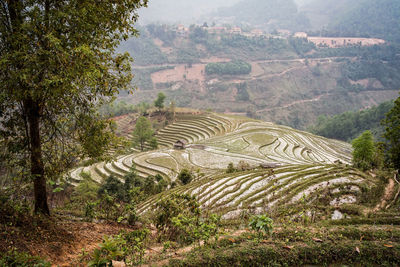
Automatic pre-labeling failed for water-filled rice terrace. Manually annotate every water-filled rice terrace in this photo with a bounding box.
[69,112,377,219]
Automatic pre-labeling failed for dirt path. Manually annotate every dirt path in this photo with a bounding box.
[1,219,135,267]
[373,178,396,212]
[141,229,250,267]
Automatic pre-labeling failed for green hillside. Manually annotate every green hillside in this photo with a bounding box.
[119,26,400,129]
[309,100,395,142]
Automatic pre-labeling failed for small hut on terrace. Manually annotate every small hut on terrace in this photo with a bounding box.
[174,140,187,150]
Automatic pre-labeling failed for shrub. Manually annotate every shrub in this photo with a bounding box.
[205,60,252,76]
[226,162,236,173]
[0,250,50,267]
[98,175,125,200]
[178,169,193,185]
[249,214,274,239]
[87,235,126,266]
[154,194,200,241]
[171,213,222,247]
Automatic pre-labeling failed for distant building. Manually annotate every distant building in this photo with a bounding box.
[307,37,385,48]
[230,27,242,34]
[250,29,264,37]
[276,29,291,36]
[207,27,227,34]
[176,24,189,37]
[294,32,308,38]
[174,140,187,150]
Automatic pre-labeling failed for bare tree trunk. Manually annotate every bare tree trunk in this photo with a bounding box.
[26,98,50,215]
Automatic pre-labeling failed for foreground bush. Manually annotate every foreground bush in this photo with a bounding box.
[0,250,50,267]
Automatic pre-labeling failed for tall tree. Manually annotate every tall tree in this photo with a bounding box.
[383,94,400,170]
[154,92,166,111]
[352,130,375,170]
[0,0,147,215]
[133,116,155,152]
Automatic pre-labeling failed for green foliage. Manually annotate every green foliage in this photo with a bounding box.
[340,60,400,89]
[171,213,222,246]
[86,229,150,266]
[205,61,252,76]
[309,101,394,142]
[249,214,274,238]
[154,194,201,241]
[149,137,158,150]
[289,37,316,56]
[170,226,400,266]
[153,193,221,246]
[178,169,193,185]
[132,116,155,151]
[120,229,150,265]
[0,250,50,267]
[0,191,31,227]
[77,117,118,160]
[383,94,400,169]
[154,92,166,110]
[99,101,137,117]
[352,131,376,171]
[189,26,209,44]
[67,172,100,214]
[98,176,125,200]
[87,235,126,266]
[226,163,236,174]
[0,0,148,214]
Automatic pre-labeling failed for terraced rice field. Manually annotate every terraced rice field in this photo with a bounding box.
[68,112,367,219]
[155,113,241,148]
[136,164,373,219]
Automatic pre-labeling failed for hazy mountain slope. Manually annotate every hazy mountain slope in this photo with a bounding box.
[138,0,241,24]
[300,0,361,30]
[215,0,310,31]
[330,0,400,42]
[302,0,400,43]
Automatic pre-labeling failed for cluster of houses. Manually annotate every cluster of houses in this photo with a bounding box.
[294,32,385,48]
[176,24,265,38]
[174,24,385,47]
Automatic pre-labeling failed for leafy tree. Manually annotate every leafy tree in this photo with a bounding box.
[0,0,147,215]
[149,137,158,150]
[154,92,166,111]
[133,117,155,151]
[383,95,400,169]
[98,176,125,200]
[226,163,236,173]
[205,60,252,76]
[352,130,376,170]
[178,169,193,185]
